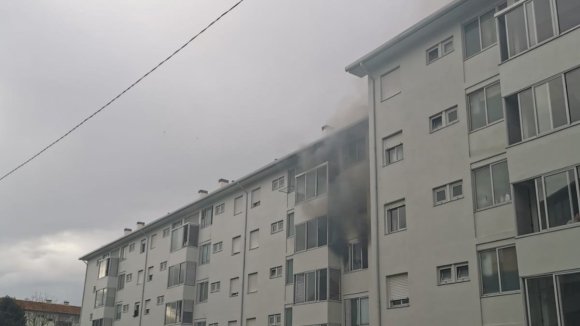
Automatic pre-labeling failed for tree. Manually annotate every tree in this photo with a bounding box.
[0,296,27,326]
[26,293,59,326]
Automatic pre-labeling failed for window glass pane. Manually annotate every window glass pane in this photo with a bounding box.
[428,48,439,63]
[351,299,359,326]
[464,19,481,58]
[352,243,363,270]
[569,170,579,219]
[431,115,443,130]
[548,77,568,128]
[506,6,528,57]
[537,178,549,230]
[295,224,306,252]
[447,109,458,123]
[396,145,403,161]
[480,250,500,294]
[519,89,537,139]
[443,40,453,54]
[556,0,580,32]
[527,276,558,326]
[545,171,573,227]
[286,260,293,284]
[452,184,463,197]
[534,0,554,43]
[307,219,317,249]
[558,272,580,326]
[535,81,553,134]
[475,167,493,209]
[389,209,398,232]
[566,68,580,123]
[499,247,520,292]
[526,2,538,46]
[399,206,406,230]
[317,216,327,247]
[440,268,452,282]
[469,89,487,130]
[317,165,328,196]
[480,9,497,48]
[305,171,316,200]
[287,213,294,237]
[360,298,369,325]
[457,265,469,279]
[388,149,396,164]
[306,272,316,301]
[486,83,503,123]
[296,175,306,203]
[492,162,511,204]
[318,269,327,301]
[436,189,446,203]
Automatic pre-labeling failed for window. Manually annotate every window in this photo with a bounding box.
[287,212,294,238]
[201,206,213,228]
[251,188,261,208]
[479,246,520,295]
[213,242,223,253]
[437,263,469,285]
[215,203,225,215]
[474,161,511,210]
[123,304,129,313]
[137,270,144,285]
[148,266,154,282]
[195,322,206,326]
[270,266,283,279]
[271,221,284,234]
[430,106,458,132]
[426,37,453,64]
[272,176,285,190]
[164,300,183,325]
[232,236,241,255]
[380,67,400,101]
[172,220,182,229]
[382,132,403,166]
[134,302,140,317]
[506,69,580,145]
[121,246,128,261]
[285,308,292,326]
[129,243,135,252]
[211,281,220,293]
[524,271,580,326]
[170,224,198,252]
[140,239,146,254]
[463,3,506,58]
[160,261,167,271]
[92,319,102,326]
[347,297,369,326]
[295,216,327,252]
[144,300,151,315]
[248,273,258,293]
[234,196,244,215]
[167,262,188,287]
[249,230,259,249]
[468,82,502,131]
[150,234,157,249]
[157,296,164,305]
[94,289,107,307]
[126,273,132,283]
[346,241,368,272]
[514,167,580,235]
[433,181,463,205]
[286,259,293,285]
[200,243,211,264]
[268,314,282,326]
[497,0,579,61]
[118,274,125,290]
[296,164,328,204]
[228,322,237,326]
[163,228,170,237]
[97,258,110,279]
[288,169,296,193]
[230,277,240,297]
[246,318,256,326]
[343,138,366,168]
[197,281,209,302]
[386,205,406,234]
[294,268,341,303]
[387,273,409,308]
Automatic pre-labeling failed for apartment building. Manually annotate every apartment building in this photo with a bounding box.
[79,120,370,326]
[16,299,81,326]
[345,0,580,325]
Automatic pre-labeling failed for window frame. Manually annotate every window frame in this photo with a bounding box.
[213,241,223,253]
[211,281,221,293]
[270,266,283,279]
[163,228,170,238]
[468,82,503,132]
[197,281,209,303]
[268,314,282,326]
[430,106,459,133]
[272,176,285,190]
[215,203,225,215]
[234,196,244,215]
[437,263,470,285]
[271,220,284,234]
[473,160,511,211]
[157,296,164,306]
[293,268,341,304]
[160,261,167,271]
[247,272,258,294]
[386,273,410,308]
[249,229,259,250]
[385,204,407,234]
[129,243,135,252]
[251,188,261,208]
[479,245,520,296]
[201,206,213,229]
[433,181,464,206]
[294,216,328,253]
[295,163,329,205]
[380,66,401,102]
[287,212,294,238]
[426,37,454,65]
[384,144,404,166]
[463,3,507,59]
[200,243,211,265]
[348,297,370,326]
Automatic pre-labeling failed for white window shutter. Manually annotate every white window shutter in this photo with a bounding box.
[182,300,194,324]
[329,268,341,301]
[344,300,352,326]
[108,258,119,277]
[185,262,197,286]
[250,230,259,249]
[233,237,241,253]
[252,188,261,204]
[383,132,402,150]
[248,273,258,293]
[105,288,116,307]
[247,318,256,326]
[188,225,199,247]
[294,274,305,303]
[230,277,240,296]
[388,273,409,301]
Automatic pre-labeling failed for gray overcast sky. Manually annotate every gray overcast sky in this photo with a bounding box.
[0,0,450,304]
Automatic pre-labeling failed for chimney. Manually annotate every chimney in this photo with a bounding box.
[199,190,208,199]
[63,301,69,306]
[218,179,229,188]
[46,299,52,304]
[322,125,334,136]
[136,222,145,230]
[124,228,132,235]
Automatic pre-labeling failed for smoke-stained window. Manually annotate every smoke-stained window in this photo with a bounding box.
[295,216,328,253]
[346,241,368,272]
[295,164,328,204]
[343,138,366,168]
[293,268,341,304]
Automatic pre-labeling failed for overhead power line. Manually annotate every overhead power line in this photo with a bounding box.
[0,0,244,183]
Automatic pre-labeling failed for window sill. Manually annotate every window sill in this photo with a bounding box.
[475,201,512,213]
[294,244,328,255]
[385,228,407,236]
[383,159,403,168]
[232,252,241,256]
[344,268,368,275]
[387,304,409,309]
[438,278,470,286]
[291,299,340,307]
[295,193,328,207]
[380,91,401,103]
[434,196,463,207]
[427,48,454,66]
[234,212,243,216]
[506,121,580,149]
[430,119,459,134]
[463,42,497,62]
[469,118,504,134]
[249,246,259,251]
[247,291,257,294]
[516,221,580,239]
[481,290,520,298]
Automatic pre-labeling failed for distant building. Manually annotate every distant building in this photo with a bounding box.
[16,299,81,326]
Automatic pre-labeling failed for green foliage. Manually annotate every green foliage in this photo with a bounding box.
[0,296,27,326]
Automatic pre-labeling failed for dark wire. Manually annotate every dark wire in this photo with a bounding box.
[0,0,245,182]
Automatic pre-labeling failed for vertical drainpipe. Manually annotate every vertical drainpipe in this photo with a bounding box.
[79,261,88,325]
[235,182,250,326]
[360,62,382,326]
[137,229,150,326]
